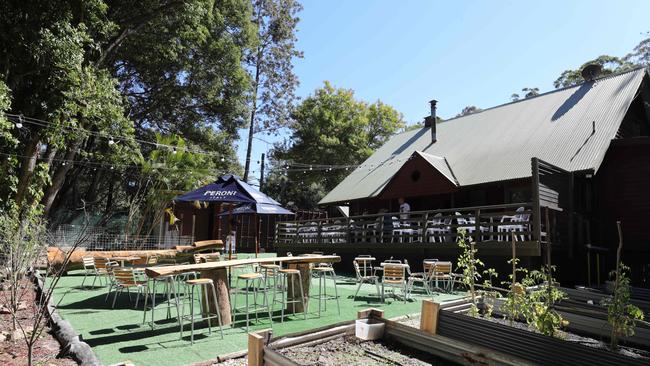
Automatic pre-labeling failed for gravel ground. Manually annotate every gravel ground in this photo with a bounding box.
[276,335,456,366]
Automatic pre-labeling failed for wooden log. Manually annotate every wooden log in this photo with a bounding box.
[248,328,272,366]
[200,268,232,326]
[287,263,311,313]
[420,299,440,335]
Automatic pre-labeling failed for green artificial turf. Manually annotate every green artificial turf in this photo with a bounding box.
[51,253,466,366]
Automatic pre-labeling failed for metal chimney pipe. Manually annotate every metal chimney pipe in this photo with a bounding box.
[430,99,438,143]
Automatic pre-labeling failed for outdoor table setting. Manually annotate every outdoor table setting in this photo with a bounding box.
[144,254,340,326]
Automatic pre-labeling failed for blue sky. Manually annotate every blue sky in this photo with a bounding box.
[238,0,649,182]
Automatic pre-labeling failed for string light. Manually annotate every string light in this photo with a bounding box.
[15,116,23,129]
[108,138,115,145]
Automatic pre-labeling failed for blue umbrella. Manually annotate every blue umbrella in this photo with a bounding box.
[173,174,257,204]
[173,174,287,258]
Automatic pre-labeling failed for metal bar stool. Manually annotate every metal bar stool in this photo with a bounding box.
[311,265,340,316]
[180,278,223,344]
[232,272,272,332]
[272,268,307,322]
[259,264,280,305]
[142,274,182,329]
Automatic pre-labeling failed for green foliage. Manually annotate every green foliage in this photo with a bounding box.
[602,264,645,350]
[501,256,529,324]
[455,229,483,317]
[481,267,501,318]
[510,87,540,102]
[455,105,482,118]
[519,266,567,338]
[266,81,405,208]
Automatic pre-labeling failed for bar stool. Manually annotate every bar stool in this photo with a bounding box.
[180,278,223,344]
[232,272,272,332]
[311,265,340,316]
[142,274,181,329]
[259,264,280,303]
[272,268,307,322]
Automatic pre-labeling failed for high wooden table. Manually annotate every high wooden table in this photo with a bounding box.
[145,255,340,326]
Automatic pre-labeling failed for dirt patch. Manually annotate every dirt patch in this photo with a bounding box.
[276,335,457,366]
[0,279,76,366]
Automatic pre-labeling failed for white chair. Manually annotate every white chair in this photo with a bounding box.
[426,213,451,243]
[498,207,530,241]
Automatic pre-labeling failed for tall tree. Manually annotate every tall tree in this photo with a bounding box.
[624,33,650,67]
[0,0,255,220]
[266,82,405,208]
[553,55,633,89]
[243,0,303,182]
[510,87,540,102]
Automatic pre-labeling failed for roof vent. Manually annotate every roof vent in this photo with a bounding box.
[581,63,603,82]
[424,100,437,143]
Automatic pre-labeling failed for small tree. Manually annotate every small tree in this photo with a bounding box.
[456,229,483,317]
[0,207,91,366]
[602,222,644,350]
[520,266,567,337]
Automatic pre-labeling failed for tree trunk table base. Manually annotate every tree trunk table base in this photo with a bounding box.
[287,263,311,313]
[199,268,232,326]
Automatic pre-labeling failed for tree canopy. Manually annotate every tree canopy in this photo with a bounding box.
[266,81,405,208]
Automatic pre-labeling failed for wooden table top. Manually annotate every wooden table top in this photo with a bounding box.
[111,256,141,261]
[145,255,341,278]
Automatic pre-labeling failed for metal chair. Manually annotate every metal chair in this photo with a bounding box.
[80,256,97,288]
[271,268,306,322]
[232,272,272,331]
[352,261,381,300]
[381,264,408,302]
[430,261,454,292]
[311,263,340,317]
[110,268,149,308]
[180,278,224,344]
[405,259,436,296]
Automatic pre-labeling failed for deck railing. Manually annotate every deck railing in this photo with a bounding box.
[275,202,540,247]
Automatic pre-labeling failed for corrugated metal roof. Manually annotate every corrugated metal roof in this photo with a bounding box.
[320,67,648,204]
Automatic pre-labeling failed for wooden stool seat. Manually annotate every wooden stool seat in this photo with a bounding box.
[238,272,263,280]
[260,264,280,269]
[313,266,334,272]
[186,278,213,285]
[279,268,300,274]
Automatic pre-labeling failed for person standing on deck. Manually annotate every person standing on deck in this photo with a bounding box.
[398,197,410,221]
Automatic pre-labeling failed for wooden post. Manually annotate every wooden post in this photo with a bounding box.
[475,209,481,243]
[248,328,272,366]
[420,299,440,335]
[357,308,384,319]
[200,268,232,326]
[254,213,260,258]
[511,235,517,290]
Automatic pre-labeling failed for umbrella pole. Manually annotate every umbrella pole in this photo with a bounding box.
[255,213,259,258]
[227,205,233,260]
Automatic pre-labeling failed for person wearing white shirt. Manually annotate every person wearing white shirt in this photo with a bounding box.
[398,197,410,221]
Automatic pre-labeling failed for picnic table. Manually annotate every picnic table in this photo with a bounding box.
[145,254,340,326]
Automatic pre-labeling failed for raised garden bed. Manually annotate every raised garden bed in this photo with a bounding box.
[435,307,649,366]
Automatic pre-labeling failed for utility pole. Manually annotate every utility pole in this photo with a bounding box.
[259,153,265,191]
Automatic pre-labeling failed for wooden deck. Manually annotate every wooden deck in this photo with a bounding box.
[275,203,543,257]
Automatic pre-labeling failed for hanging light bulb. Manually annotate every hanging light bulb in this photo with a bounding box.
[309,165,313,171]
[61,161,66,166]
[172,147,177,154]
[220,157,225,162]
[15,116,23,129]
[108,138,115,145]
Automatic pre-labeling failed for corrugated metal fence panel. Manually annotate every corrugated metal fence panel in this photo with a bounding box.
[437,311,647,366]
